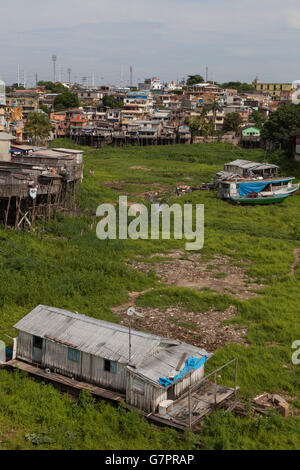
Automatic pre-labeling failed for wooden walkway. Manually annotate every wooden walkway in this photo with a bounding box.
[153,382,237,430]
[5,359,125,403]
[5,359,237,431]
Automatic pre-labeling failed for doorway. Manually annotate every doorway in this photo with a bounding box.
[32,336,43,364]
[167,384,176,400]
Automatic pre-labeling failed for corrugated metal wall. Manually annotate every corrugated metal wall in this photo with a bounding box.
[126,371,167,413]
[17,331,33,362]
[16,333,206,413]
[18,336,128,392]
[174,365,204,397]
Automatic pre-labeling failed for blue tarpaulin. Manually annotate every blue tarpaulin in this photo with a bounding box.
[159,356,207,387]
[238,180,291,196]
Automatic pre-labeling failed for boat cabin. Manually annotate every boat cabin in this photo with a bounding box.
[223,160,279,179]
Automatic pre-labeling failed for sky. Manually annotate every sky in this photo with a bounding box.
[1,0,300,86]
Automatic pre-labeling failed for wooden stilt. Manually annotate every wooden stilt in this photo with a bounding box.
[4,197,11,228]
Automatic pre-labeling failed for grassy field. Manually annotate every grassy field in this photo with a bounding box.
[0,141,299,449]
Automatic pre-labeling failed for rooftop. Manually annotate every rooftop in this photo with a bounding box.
[14,305,211,385]
[226,159,278,170]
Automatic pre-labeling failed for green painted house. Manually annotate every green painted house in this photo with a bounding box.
[242,126,261,137]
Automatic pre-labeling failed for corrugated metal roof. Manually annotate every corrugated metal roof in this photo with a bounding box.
[32,150,73,158]
[226,159,278,169]
[14,305,176,367]
[52,148,83,155]
[131,343,213,387]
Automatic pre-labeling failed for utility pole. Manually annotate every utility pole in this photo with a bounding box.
[120,65,123,88]
[23,69,26,88]
[205,66,208,83]
[130,65,133,87]
[67,68,72,84]
[52,54,57,83]
[35,72,38,87]
[17,64,20,87]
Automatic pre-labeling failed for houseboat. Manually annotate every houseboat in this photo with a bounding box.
[6,305,239,429]
[216,160,299,205]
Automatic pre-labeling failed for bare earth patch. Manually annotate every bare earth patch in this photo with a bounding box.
[130,166,151,171]
[127,250,264,300]
[290,248,300,275]
[112,301,247,351]
[102,180,168,200]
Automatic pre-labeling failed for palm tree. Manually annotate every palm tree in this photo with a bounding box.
[202,99,223,134]
[25,111,52,145]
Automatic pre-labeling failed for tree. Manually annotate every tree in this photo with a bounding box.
[39,103,51,115]
[249,109,265,130]
[221,81,255,93]
[24,112,52,144]
[187,110,213,141]
[202,99,223,133]
[222,112,243,134]
[38,81,67,94]
[186,75,204,86]
[6,83,25,92]
[102,95,123,108]
[54,92,81,111]
[261,103,300,153]
[189,119,200,141]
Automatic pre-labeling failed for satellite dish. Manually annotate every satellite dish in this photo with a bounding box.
[127,307,136,317]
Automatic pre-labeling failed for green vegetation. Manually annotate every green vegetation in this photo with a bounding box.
[222,112,243,134]
[37,81,68,94]
[24,112,52,145]
[261,103,300,153]
[54,91,81,111]
[102,95,123,109]
[249,109,265,130]
[39,103,51,115]
[186,75,204,85]
[0,141,299,449]
[0,370,196,450]
[221,81,255,93]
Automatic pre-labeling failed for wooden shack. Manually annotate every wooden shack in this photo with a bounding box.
[223,159,278,178]
[14,305,212,414]
[0,146,83,229]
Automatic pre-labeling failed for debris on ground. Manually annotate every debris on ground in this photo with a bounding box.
[222,393,292,417]
[102,180,168,200]
[113,302,248,351]
[176,183,215,195]
[128,251,264,300]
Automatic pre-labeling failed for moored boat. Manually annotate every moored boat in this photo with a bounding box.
[216,160,299,205]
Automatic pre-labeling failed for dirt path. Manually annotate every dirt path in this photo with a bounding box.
[111,289,153,314]
[290,248,300,275]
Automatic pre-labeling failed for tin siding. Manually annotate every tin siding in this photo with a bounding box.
[90,356,127,392]
[40,339,127,392]
[126,372,167,413]
[17,331,33,362]
[43,339,82,378]
[174,365,204,398]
